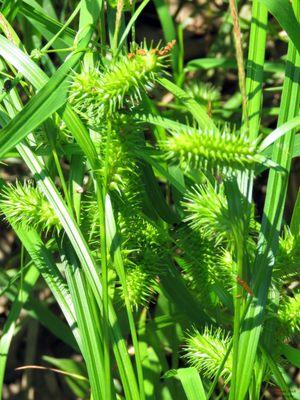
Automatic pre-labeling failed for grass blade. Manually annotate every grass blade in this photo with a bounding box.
[0,265,40,393]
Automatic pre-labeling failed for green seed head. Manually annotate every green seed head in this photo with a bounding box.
[278,293,300,338]
[0,181,61,234]
[273,228,300,285]
[182,184,232,245]
[184,327,232,383]
[162,125,261,174]
[174,227,233,306]
[182,183,257,246]
[69,43,170,126]
[124,263,156,309]
[185,81,221,104]
[118,213,169,308]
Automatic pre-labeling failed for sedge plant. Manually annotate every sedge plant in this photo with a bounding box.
[0,1,299,399]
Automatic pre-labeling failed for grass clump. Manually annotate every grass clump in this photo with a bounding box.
[0,1,299,399]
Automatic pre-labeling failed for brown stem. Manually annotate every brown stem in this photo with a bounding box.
[229,0,249,129]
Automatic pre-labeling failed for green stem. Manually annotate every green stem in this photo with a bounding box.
[230,237,244,399]
[41,2,81,53]
[99,1,106,54]
[51,146,74,213]
[118,265,146,400]
[105,194,146,400]
[98,124,112,400]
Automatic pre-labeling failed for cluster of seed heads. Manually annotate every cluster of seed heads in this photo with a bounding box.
[70,42,175,126]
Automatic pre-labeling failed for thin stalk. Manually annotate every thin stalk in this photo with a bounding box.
[229,0,248,128]
[124,290,146,400]
[245,1,268,140]
[112,0,124,53]
[239,0,268,207]
[97,120,114,400]
[40,2,81,53]
[105,196,146,400]
[99,1,106,54]
[130,0,137,43]
[230,238,244,399]
[225,177,249,399]
[176,23,185,87]
[233,0,300,397]
[51,146,74,213]
[96,184,112,400]
[44,120,74,214]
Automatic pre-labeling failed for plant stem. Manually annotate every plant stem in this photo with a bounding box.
[113,0,124,53]
[229,0,248,129]
[96,179,112,399]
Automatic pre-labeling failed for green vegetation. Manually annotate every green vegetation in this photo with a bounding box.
[0,0,299,399]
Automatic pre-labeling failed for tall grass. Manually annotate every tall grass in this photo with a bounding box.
[0,0,299,399]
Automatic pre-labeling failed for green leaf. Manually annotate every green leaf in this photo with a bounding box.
[157,77,216,130]
[290,188,300,237]
[260,116,300,151]
[280,344,300,368]
[258,0,300,54]
[262,350,293,400]
[232,1,300,397]
[43,356,89,398]
[153,0,179,75]
[165,368,206,400]
[140,162,180,224]
[63,245,105,400]
[0,265,40,394]
[20,0,75,47]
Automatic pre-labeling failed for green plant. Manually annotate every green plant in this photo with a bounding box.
[0,1,299,399]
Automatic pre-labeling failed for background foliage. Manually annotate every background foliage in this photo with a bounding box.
[0,0,299,399]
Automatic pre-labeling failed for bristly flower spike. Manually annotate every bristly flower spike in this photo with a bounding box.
[182,183,232,245]
[0,181,61,234]
[278,292,300,338]
[184,326,232,383]
[162,124,265,174]
[69,41,176,126]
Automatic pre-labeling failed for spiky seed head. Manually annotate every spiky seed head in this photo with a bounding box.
[69,42,171,126]
[118,214,169,308]
[182,184,232,245]
[161,125,262,174]
[174,227,233,306]
[124,263,156,309]
[273,228,300,285]
[278,293,300,338]
[184,327,232,383]
[185,81,221,103]
[0,181,61,234]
